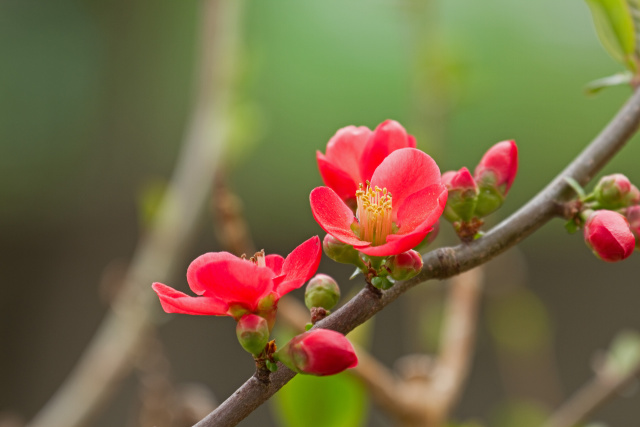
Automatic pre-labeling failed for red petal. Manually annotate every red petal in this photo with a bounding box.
[274,236,322,297]
[370,148,442,218]
[310,187,368,247]
[186,252,239,295]
[396,184,448,234]
[186,256,275,310]
[265,254,285,276]
[360,120,415,181]
[152,283,229,316]
[317,152,359,202]
[323,126,370,185]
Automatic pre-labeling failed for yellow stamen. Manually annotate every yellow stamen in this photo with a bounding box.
[355,181,393,246]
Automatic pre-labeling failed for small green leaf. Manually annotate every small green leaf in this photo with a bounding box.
[266,360,278,372]
[564,176,586,198]
[273,372,368,427]
[585,71,633,94]
[585,0,637,70]
[565,219,579,234]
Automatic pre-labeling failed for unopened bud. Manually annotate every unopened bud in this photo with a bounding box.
[274,329,358,376]
[594,174,640,209]
[305,274,341,311]
[236,314,270,356]
[385,250,423,281]
[322,234,365,268]
[474,140,518,217]
[474,140,518,194]
[625,206,640,250]
[583,210,635,262]
[442,167,479,222]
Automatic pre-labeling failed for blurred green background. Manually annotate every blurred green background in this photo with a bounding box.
[1,0,639,426]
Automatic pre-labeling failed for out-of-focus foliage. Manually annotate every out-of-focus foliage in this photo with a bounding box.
[585,0,636,70]
[487,288,552,355]
[490,400,549,427]
[274,372,368,427]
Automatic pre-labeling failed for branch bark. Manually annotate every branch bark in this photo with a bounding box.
[197,89,640,427]
[26,2,242,427]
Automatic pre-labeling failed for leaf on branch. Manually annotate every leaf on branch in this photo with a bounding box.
[585,71,633,94]
[585,0,637,71]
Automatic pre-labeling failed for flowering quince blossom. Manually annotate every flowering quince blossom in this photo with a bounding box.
[474,140,518,195]
[316,120,416,206]
[152,236,321,326]
[310,147,448,257]
[275,329,358,376]
[583,210,635,262]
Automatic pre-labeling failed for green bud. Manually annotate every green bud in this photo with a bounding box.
[385,250,423,281]
[474,185,504,217]
[323,234,366,269]
[236,314,270,356]
[305,274,340,311]
[593,174,640,210]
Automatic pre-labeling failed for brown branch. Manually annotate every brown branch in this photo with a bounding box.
[196,88,640,427]
[422,267,484,424]
[543,348,640,427]
[26,2,243,427]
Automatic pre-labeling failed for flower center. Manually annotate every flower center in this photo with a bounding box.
[355,181,393,246]
[242,250,266,267]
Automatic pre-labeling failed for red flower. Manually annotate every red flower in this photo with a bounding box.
[316,120,416,205]
[583,210,635,262]
[310,147,447,257]
[276,329,358,376]
[474,140,518,195]
[152,236,321,318]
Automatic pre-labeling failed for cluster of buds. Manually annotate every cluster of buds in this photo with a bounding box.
[441,140,518,242]
[566,174,639,262]
[322,234,423,290]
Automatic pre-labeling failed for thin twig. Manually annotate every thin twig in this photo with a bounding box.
[543,357,640,427]
[26,2,242,427]
[423,267,484,424]
[196,88,640,427]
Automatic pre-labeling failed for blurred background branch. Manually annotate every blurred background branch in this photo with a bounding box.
[26,1,242,427]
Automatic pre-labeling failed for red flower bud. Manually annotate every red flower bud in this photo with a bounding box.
[625,206,640,250]
[442,167,479,222]
[275,329,358,376]
[583,210,635,262]
[236,314,270,356]
[385,250,423,281]
[594,174,640,209]
[474,140,518,196]
[305,274,341,311]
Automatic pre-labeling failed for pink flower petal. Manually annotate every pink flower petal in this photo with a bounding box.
[274,236,322,297]
[317,152,359,202]
[360,120,415,181]
[186,256,275,310]
[395,184,448,234]
[323,125,370,185]
[185,252,239,295]
[265,254,285,276]
[310,187,367,247]
[370,148,442,217]
[152,283,229,316]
